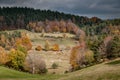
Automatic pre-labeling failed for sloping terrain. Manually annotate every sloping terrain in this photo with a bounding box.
[0,66,63,80]
[58,59,120,80]
[0,59,120,80]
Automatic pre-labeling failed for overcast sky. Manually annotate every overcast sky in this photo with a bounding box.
[0,0,120,19]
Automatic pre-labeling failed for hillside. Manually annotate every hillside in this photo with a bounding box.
[0,1,120,80]
[58,59,120,80]
[0,66,64,80]
[0,7,102,31]
[0,59,120,80]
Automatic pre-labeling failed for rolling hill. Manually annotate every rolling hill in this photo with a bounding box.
[0,59,120,80]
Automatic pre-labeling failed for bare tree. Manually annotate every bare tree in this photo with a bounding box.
[24,51,47,74]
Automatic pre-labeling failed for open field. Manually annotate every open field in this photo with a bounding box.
[27,31,77,74]
[2,29,77,74]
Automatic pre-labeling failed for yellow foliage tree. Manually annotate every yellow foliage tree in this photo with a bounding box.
[0,46,9,65]
[8,48,26,70]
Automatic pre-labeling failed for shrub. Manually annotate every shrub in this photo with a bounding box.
[64,70,69,74]
[51,44,59,51]
[44,40,50,51]
[24,53,47,74]
[41,33,44,37]
[51,63,58,69]
[35,45,42,51]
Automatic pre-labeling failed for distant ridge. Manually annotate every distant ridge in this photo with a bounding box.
[0,7,102,31]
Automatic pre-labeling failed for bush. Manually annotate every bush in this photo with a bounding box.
[64,70,69,74]
[51,44,59,51]
[51,63,58,69]
[7,49,26,70]
[44,40,50,51]
[35,45,42,51]
[41,33,44,37]
[24,53,47,74]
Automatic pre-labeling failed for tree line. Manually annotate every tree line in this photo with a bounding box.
[0,7,102,31]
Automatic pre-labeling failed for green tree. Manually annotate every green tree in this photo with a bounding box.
[107,36,120,58]
[87,40,102,62]
[84,50,94,65]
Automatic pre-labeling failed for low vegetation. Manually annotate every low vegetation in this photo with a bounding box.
[106,60,120,65]
[51,63,59,69]
[35,45,42,51]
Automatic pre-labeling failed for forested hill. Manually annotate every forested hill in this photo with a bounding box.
[0,7,102,31]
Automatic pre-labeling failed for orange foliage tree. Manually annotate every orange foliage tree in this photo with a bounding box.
[70,46,83,70]
[35,45,42,51]
[70,45,94,71]
[15,32,32,51]
[51,44,60,51]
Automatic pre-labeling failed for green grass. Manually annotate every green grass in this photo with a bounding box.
[67,72,120,80]
[0,66,63,80]
[106,60,120,65]
[58,59,120,80]
[0,59,120,80]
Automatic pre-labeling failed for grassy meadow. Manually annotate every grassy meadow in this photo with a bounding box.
[0,59,120,80]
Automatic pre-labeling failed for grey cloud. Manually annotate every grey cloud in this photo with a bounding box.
[0,0,120,19]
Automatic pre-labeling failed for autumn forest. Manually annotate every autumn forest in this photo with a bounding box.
[0,7,120,80]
